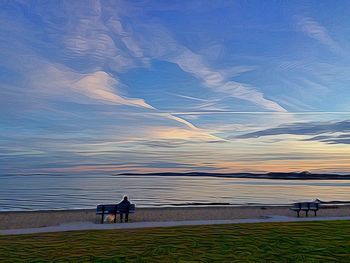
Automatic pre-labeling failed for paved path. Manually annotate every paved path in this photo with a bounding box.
[1,215,350,235]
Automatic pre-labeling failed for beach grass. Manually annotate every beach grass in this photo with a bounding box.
[1,220,350,262]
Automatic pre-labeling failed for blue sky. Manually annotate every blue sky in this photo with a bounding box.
[1,0,350,175]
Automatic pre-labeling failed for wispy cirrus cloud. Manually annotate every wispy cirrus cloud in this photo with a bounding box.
[73,71,154,109]
[27,0,147,73]
[171,50,287,112]
[29,60,216,138]
[27,0,286,113]
[238,120,350,143]
[298,16,342,55]
[0,3,215,140]
[136,24,286,112]
[23,58,153,110]
[304,134,350,145]
[13,1,218,139]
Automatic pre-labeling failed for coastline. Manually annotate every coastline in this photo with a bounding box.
[1,204,350,230]
[119,172,350,180]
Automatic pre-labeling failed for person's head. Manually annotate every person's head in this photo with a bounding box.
[123,195,128,201]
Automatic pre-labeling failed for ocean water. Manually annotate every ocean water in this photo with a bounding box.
[1,174,350,211]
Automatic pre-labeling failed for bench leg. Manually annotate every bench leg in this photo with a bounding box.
[314,210,317,217]
[305,210,308,217]
[101,212,104,224]
[297,211,300,217]
[114,212,117,223]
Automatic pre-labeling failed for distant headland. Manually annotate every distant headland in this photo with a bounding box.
[118,171,350,180]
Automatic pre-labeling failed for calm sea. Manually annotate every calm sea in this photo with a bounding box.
[1,174,350,211]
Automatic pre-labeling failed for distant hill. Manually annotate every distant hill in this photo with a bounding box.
[118,171,350,180]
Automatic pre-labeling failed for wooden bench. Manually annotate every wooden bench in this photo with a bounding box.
[290,202,319,217]
[96,204,136,224]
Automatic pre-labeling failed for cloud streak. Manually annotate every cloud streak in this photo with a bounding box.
[22,2,218,137]
[298,16,342,55]
[34,62,215,137]
[138,26,286,112]
[238,120,350,142]
[173,51,287,112]
[304,134,350,145]
[73,71,154,109]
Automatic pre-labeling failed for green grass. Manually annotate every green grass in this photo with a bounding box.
[1,221,350,262]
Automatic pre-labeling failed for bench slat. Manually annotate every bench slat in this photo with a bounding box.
[96,204,136,214]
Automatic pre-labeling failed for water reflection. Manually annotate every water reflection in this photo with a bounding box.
[1,174,350,211]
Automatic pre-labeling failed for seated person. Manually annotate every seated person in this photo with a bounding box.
[118,195,131,223]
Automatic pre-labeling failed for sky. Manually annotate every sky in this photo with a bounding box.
[1,0,350,175]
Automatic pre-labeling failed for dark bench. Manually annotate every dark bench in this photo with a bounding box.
[96,204,136,224]
[290,202,319,217]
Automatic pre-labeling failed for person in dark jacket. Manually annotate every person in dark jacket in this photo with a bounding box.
[118,195,131,223]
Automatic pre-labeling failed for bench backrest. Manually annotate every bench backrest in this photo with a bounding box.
[96,203,136,214]
[300,202,310,209]
[292,202,319,209]
[309,202,319,209]
[96,204,118,214]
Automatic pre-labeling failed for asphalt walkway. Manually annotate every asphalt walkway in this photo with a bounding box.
[1,215,350,235]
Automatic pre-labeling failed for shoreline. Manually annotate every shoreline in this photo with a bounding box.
[1,200,349,213]
[0,203,291,213]
[1,204,350,231]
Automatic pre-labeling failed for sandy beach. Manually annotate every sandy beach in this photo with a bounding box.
[1,205,350,230]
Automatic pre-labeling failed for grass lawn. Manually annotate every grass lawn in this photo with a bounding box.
[1,220,350,262]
